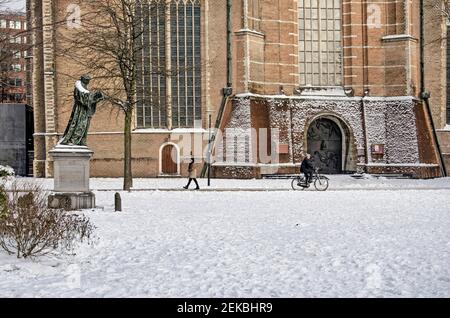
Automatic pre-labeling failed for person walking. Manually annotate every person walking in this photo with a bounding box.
[183,157,200,190]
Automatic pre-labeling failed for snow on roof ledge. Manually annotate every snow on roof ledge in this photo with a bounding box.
[133,128,207,134]
[437,125,450,132]
[234,92,417,102]
[366,163,439,167]
[298,86,347,97]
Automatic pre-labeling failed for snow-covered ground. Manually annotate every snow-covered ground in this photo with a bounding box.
[1,177,450,298]
[13,175,450,191]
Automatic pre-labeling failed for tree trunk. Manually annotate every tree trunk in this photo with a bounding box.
[123,110,133,191]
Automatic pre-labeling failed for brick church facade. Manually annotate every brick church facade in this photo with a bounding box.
[29,0,447,179]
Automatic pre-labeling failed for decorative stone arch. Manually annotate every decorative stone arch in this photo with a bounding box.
[304,113,358,173]
[159,142,181,175]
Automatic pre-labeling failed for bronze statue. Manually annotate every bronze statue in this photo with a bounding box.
[60,75,105,146]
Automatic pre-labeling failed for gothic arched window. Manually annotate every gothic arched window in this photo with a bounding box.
[170,0,202,128]
[136,0,202,129]
[298,0,342,87]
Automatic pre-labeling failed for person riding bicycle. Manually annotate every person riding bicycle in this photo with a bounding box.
[300,153,314,187]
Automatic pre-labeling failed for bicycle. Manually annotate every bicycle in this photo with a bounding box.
[291,168,329,191]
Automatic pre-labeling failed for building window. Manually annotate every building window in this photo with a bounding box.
[0,19,6,28]
[136,1,167,128]
[248,0,261,31]
[136,0,202,129]
[8,36,21,44]
[298,0,342,87]
[170,0,201,127]
[11,64,21,72]
[14,93,23,102]
[8,78,22,87]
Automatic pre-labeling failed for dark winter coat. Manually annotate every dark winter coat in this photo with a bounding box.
[300,158,314,174]
[188,161,197,179]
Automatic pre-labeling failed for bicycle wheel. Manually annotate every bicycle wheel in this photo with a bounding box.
[314,176,329,191]
[291,176,306,191]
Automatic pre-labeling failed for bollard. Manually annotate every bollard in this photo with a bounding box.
[115,192,122,212]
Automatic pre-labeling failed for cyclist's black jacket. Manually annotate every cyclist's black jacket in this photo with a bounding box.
[301,158,314,173]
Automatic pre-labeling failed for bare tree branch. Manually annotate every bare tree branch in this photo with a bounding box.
[0,4,28,103]
[55,0,146,190]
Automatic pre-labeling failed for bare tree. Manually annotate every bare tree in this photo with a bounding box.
[0,3,29,103]
[56,0,152,191]
[0,34,24,103]
[429,0,450,20]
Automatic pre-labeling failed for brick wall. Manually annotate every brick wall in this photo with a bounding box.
[31,0,444,178]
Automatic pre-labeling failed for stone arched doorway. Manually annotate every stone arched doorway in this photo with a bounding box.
[160,143,179,175]
[307,117,343,174]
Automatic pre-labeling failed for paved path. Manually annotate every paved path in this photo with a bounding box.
[95,187,450,192]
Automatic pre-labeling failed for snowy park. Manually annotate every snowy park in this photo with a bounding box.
[3,0,450,302]
[1,176,450,298]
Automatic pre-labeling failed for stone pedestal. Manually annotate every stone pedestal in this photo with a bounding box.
[48,145,95,210]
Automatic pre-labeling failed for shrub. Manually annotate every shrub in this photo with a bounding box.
[0,165,14,219]
[0,181,96,258]
[0,186,6,219]
[0,165,15,180]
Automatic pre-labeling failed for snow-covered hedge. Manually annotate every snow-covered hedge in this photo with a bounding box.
[0,165,15,180]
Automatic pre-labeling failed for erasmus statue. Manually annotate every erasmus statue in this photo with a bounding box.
[60,75,105,146]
